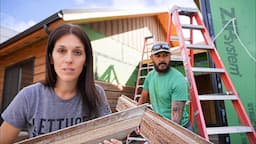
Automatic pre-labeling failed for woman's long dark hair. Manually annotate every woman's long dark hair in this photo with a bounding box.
[44,23,102,118]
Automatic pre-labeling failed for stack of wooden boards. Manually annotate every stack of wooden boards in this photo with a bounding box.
[17,95,212,144]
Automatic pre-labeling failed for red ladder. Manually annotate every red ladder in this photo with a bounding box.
[128,36,154,144]
[134,36,155,102]
[167,5,256,143]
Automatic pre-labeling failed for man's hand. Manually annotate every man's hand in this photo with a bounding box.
[99,139,122,144]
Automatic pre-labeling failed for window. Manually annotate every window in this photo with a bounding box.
[0,58,34,124]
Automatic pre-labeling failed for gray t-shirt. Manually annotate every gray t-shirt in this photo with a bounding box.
[1,82,111,137]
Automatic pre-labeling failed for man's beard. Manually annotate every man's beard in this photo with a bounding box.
[154,62,170,73]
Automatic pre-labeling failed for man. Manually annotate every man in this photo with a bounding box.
[138,42,192,131]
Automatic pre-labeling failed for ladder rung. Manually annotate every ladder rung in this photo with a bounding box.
[199,95,238,101]
[170,36,190,42]
[143,50,151,54]
[142,59,152,65]
[140,66,154,70]
[127,137,146,141]
[134,94,141,98]
[171,56,183,61]
[179,7,198,13]
[176,7,198,16]
[136,85,143,88]
[145,36,153,40]
[207,126,253,135]
[138,76,147,79]
[192,67,225,73]
[181,24,204,30]
[145,42,154,46]
[186,44,213,50]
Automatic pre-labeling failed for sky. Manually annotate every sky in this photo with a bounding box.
[0,0,196,32]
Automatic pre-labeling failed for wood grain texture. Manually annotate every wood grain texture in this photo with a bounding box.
[140,109,212,144]
[17,105,147,144]
[116,95,212,144]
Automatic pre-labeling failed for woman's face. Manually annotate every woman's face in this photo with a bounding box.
[52,34,86,84]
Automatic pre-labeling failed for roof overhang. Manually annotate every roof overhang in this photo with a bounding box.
[0,8,169,57]
[61,8,168,23]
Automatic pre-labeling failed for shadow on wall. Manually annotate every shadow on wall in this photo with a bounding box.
[95,62,139,87]
[97,65,120,85]
[125,63,139,87]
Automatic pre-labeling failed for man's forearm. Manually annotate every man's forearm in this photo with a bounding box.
[137,95,147,105]
[137,90,149,105]
[171,101,185,124]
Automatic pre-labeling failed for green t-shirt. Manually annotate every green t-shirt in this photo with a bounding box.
[143,68,189,126]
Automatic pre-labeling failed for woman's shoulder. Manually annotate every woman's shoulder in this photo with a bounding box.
[22,82,46,91]
[19,82,50,97]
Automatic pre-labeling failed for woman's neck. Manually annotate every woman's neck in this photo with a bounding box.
[54,81,77,100]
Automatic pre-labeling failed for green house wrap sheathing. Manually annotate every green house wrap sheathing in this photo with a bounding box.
[209,0,256,143]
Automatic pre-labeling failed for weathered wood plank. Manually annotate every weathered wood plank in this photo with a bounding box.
[116,95,212,144]
[16,105,147,144]
[140,109,212,144]
[116,95,138,111]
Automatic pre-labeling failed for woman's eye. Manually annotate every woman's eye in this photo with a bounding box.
[74,50,82,56]
[57,48,66,54]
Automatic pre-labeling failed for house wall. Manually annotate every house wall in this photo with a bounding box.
[0,38,47,109]
[0,66,4,107]
[0,15,165,112]
[83,16,165,86]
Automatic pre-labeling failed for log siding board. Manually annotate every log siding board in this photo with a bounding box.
[87,16,166,52]
[140,109,212,144]
[16,105,147,144]
[117,95,212,144]
[16,95,211,144]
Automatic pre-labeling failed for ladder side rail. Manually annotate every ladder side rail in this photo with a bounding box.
[194,12,256,143]
[172,10,209,139]
[189,15,195,66]
[193,13,212,47]
[134,38,148,100]
[188,14,195,126]
[206,30,256,144]
[166,13,173,44]
[194,13,238,91]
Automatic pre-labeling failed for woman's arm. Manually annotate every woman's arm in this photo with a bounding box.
[0,121,20,144]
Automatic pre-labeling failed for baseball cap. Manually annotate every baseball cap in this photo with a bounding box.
[151,42,170,55]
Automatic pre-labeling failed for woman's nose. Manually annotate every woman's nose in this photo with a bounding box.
[64,54,73,63]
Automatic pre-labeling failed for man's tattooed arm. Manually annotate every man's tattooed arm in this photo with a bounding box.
[171,101,185,124]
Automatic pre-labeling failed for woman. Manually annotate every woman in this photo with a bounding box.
[0,24,119,143]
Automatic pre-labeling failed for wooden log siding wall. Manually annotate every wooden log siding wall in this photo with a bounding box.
[94,81,134,112]
[0,66,4,107]
[0,15,164,111]
[86,16,166,51]
[0,39,47,109]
